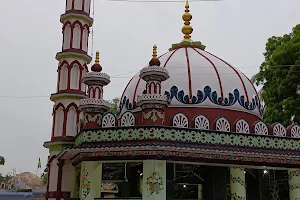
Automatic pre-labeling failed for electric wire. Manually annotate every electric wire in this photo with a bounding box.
[0,65,298,99]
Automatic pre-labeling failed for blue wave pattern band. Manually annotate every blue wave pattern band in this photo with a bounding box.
[118,85,264,116]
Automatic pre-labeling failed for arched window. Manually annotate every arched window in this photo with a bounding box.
[70,64,80,90]
[54,107,64,137]
[66,107,77,137]
[63,24,71,50]
[72,24,81,49]
[59,64,68,90]
[82,27,89,52]
[215,117,230,132]
[172,113,189,128]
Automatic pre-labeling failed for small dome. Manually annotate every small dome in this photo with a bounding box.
[119,47,263,119]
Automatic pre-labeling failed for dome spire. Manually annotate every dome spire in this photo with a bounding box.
[149,44,161,66]
[91,51,102,72]
[182,0,193,41]
[95,51,100,64]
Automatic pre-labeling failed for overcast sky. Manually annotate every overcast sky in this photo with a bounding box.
[0,0,299,175]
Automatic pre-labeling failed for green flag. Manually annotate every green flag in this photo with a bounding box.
[38,158,41,169]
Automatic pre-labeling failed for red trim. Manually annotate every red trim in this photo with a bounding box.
[56,161,64,200]
[192,48,224,101]
[72,0,75,10]
[46,191,70,199]
[58,60,84,92]
[52,103,79,138]
[205,50,250,103]
[51,136,75,142]
[82,0,85,11]
[185,48,193,99]
[243,74,261,103]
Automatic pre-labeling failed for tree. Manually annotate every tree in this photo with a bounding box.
[252,24,300,126]
[108,98,120,114]
[0,156,5,165]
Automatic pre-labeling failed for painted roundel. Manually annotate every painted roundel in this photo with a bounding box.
[118,47,263,119]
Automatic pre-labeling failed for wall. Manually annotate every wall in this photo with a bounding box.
[0,192,33,200]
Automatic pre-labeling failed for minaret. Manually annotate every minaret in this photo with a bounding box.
[137,45,171,125]
[79,51,111,129]
[44,1,93,199]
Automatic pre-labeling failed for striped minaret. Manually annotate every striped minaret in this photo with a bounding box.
[44,1,93,200]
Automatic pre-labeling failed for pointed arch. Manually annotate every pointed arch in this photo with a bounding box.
[70,63,80,90]
[82,27,89,52]
[72,24,81,49]
[66,102,79,111]
[81,65,88,92]
[55,103,66,111]
[88,87,94,98]
[59,62,69,91]
[66,106,77,137]
[63,24,72,50]
[54,107,65,137]
[62,21,72,30]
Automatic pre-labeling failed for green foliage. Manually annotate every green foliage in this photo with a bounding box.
[253,24,300,126]
[0,173,13,182]
[0,156,5,165]
[108,97,120,114]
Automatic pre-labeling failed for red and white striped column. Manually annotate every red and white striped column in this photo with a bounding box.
[44,1,93,200]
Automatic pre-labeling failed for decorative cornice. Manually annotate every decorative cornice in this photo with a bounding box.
[137,94,170,108]
[74,127,300,150]
[79,98,111,112]
[56,51,92,64]
[61,143,300,168]
[82,72,110,86]
[139,66,170,81]
[43,141,75,149]
[50,92,86,102]
[60,13,93,27]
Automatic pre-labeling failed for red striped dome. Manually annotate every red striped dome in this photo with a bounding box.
[118,46,263,119]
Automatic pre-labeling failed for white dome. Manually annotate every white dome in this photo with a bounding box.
[118,47,263,118]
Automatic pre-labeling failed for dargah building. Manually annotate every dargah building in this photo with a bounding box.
[43,0,300,200]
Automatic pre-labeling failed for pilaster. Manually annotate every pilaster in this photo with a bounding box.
[142,160,166,200]
[80,161,102,200]
[288,169,300,200]
[230,166,246,200]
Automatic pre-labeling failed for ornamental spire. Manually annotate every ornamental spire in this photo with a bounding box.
[181,0,193,41]
[149,44,161,66]
[91,51,102,72]
[95,51,100,64]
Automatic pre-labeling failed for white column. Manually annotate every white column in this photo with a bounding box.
[198,184,203,200]
[230,166,246,200]
[80,161,102,200]
[142,160,166,200]
[288,169,300,200]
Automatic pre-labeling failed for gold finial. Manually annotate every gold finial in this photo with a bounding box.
[149,44,161,66]
[152,45,157,58]
[95,51,100,64]
[181,0,193,41]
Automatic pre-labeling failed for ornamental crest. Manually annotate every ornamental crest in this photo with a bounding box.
[142,109,164,123]
[146,171,164,195]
